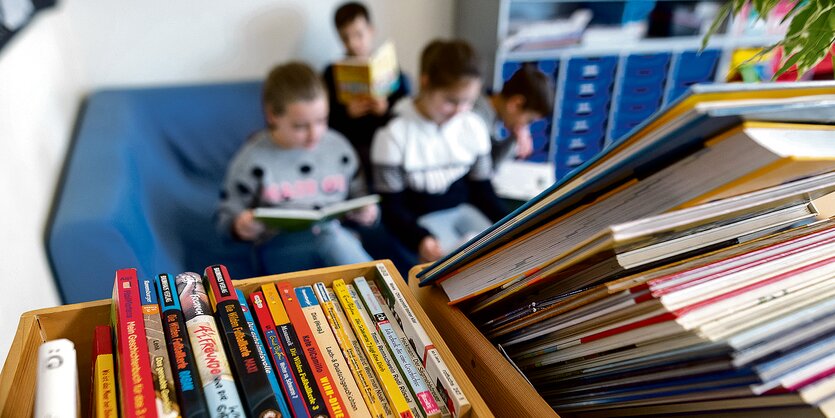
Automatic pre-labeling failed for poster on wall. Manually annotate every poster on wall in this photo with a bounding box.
[0,0,55,52]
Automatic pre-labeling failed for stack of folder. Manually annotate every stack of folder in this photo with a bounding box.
[417,81,835,416]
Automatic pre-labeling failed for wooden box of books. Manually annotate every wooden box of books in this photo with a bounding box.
[408,265,560,418]
[0,260,491,418]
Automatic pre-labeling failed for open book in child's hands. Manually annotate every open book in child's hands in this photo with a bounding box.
[253,194,380,231]
[333,40,400,104]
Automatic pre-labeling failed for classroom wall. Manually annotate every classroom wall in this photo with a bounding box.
[0,0,454,365]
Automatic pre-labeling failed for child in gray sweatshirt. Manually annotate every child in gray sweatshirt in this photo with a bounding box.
[217,62,376,274]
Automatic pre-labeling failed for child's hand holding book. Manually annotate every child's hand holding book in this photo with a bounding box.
[234,210,266,241]
[345,203,379,226]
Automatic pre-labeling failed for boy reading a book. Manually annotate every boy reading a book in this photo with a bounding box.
[372,39,509,263]
[217,62,375,274]
[472,63,555,166]
[323,1,411,186]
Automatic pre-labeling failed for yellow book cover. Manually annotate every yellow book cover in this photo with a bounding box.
[92,325,118,418]
[314,283,389,418]
[333,279,415,418]
[333,40,399,104]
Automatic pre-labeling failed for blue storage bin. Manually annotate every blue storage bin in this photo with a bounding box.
[557,132,604,152]
[620,73,666,95]
[556,147,602,178]
[564,79,614,100]
[613,104,658,124]
[625,52,671,69]
[530,118,551,134]
[502,61,524,81]
[561,96,611,118]
[616,87,665,107]
[614,100,660,116]
[674,49,720,82]
[536,59,559,80]
[612,117,649,138]
[623,64,668,79]
[558,114,607,136]
[566,56,618,81]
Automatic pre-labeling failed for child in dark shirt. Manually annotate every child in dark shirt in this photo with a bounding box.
[217,62,376,274]
[323,1,411,185]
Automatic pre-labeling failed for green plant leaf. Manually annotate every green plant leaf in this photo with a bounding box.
[702,2,733,50]
[781,0,806,24]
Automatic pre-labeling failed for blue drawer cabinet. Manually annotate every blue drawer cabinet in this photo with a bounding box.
[668,49,720,101]
[497,45,729,179]
[566,56,619,81]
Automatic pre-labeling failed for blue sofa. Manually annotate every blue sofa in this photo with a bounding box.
[48,81,268,303]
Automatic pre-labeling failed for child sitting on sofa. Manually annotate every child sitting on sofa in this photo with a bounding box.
[216,62,376,274]
[371,39,508,263]
[323,1,411,186]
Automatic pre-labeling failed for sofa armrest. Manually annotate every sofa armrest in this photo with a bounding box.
[47,91,150,303]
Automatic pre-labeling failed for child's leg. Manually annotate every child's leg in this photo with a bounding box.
[316,220,373,266]
[256,230,323,275]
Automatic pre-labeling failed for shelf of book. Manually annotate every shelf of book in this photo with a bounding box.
[408,265,559,418]
[0,260,492,418]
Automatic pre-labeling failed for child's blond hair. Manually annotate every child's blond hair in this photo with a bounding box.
[262,62,326,117]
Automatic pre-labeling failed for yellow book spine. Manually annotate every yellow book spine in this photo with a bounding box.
[333,279,414,418]
[297,285,372,417]
[261,283,291,326]
[93,353,118,418]
[314,283,390,418]
[328,287,394,418]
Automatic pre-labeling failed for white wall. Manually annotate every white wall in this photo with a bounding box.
[0,0,454,365]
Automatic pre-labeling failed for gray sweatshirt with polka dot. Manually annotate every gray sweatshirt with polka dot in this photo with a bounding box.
[216,129,366,238]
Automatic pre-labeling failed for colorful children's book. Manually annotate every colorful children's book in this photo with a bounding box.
[175,271,244,417]
[295,285,372,417]
[249,290,310,418]
[91,326,118,418]
[366,280,452,418]
[236,289,293,418]
[313,282,389,418]
[140,278,181,418]
[333,279,415,418]
[155,273,210,418]
[112,268,158,418]
[277,282,348,417]
[333,40,400,104]
[373,264,470,417]
[261,283,329,418]
[354,277,441,418]
[204,265,281,417]
[253,194,379,231]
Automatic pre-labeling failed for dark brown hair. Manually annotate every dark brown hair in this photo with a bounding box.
[334,2,371,29]
[420,39,482,90]
[501,64,555,116]
[262,62,326,116]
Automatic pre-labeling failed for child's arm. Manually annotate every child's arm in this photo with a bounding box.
[371,128,432,251]
[216,143,267,241]
[466,120,509,223]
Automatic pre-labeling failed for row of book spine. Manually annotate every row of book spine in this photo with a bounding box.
[98,263,469,418]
